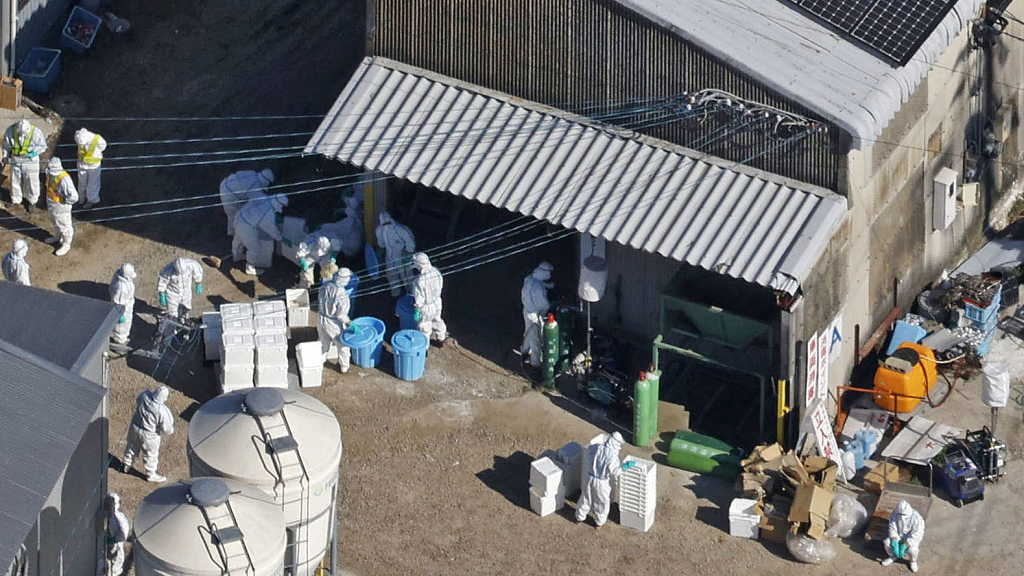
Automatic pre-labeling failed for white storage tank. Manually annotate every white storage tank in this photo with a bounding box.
[188,388,342,576]
[133,477,286,576]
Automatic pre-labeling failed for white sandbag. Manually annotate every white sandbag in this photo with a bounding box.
[786,531,838,564]
[823,493,868,538]
[982,361,1009,408]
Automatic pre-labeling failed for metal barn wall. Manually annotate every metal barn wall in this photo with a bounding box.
[369,0,844,192]
[591,241,680,338]
[4,0,72,75]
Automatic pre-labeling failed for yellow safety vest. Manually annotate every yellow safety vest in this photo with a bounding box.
[78,134,101,164]
[47,172,68,204]
[11,126,34,156]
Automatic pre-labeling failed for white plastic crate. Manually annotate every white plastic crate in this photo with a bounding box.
[295,341,323,388]
[285,288,311,328]
[220,364,254,393]
[255,332,288,366]
[529,485,566,517]
[620,508,655,532]
[253,300,287,317]
[222,316,254,335]
[530,457,563,496]
[728,498,761,539]
[254,314,287,335]
[220,302,253,322]
[255,362,289,388]
[220,332,255,367]
[619,456,657,513]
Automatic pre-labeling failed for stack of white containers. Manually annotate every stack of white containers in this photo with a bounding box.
[253,300,289,388]
[618,456,657,532]
[220,303,255,393]
[528,457,565,517]
[295,341,323,388]
[201,311,223,362]
[538,441,583,496]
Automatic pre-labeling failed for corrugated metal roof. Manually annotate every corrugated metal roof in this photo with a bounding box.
[0,283,117,372]
[0,340,105,567]
[306,57,847,294]
[612,0,982,148]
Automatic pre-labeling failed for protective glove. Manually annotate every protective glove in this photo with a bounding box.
[118,314,127,324]
[329,255,337,265]
[195,283,203,295]
[621,461,636,471]
[27,151,37,159]
[403,253,412,265]
[300,258,311,271]
[106,536,116,546]
[282,238,293,247]
[158,292,168,307]
[413,308,422,322]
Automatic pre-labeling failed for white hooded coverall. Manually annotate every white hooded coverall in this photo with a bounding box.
[233,195,286,270]
[884,499,925,566]
[375,212,416,296]
[157,258,204,318]
[2,120,47,205]
[521,264,553,367]
[123,387,175,478]
[109,264,137,345]
[75,128,107,205]
[317,269,352,371]
[46,164,78,250]
[412,254,447,341]
[220,169,272,236]
[575,433,623,526]
[105,493,130,576]
[296,232,340,288]
[320,202,363,259]
[2,242,29,286]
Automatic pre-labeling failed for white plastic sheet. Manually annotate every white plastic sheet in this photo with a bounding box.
[982,361,1009,408]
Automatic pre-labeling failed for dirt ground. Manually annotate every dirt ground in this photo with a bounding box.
[4,1,1024,575]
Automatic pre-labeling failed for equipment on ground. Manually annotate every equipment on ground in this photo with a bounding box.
[936,447,984,507]
[872,343,938,413]
[957,427,1007,482]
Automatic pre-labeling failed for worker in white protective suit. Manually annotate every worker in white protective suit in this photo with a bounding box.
[319,198,363,260]
[109,263,137,346]
[882,499,925,572]
[296,232,341,288]
[103,493,130,576]
[122,385,175,483]
[232,193,288,276]
[575,431,624,527]
[219,168,273,236]
[44,157,78,256]
[156,258,204,319]
[375,211,416,296]
[521,262,554,368]
[2,239,30,286]
[1,119,47,212]
[317,267,353,373]
[74,128,107,209]
[411,252,447,344]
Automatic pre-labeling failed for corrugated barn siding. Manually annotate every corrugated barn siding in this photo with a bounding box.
[372,0,843,192]
[14,0,71,69]
[592,242,681,337]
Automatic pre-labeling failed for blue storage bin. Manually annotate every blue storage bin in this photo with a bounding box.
[975,328,997,357]
[60,6,102,54]
[392,329,429,381]
[395,294,418,331]
[964,291,1001,323]
[17,48,62,95]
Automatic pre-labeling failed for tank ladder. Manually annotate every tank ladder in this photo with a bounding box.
[253,409,312,576]
[194,495,256,576]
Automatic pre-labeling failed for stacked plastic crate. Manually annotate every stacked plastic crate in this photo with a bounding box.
[253,300,289,388]
[201,311,222,363]
[219,303,255,393]
[618,456,657,532]
[528,457,566,517]
[964,290,1001,357]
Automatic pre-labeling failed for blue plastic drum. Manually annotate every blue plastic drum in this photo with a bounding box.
[391,329,429,381]
[342,316,386,368]
[395,295,418,331]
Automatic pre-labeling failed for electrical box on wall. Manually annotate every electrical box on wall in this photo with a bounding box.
[932,167,958,230]
[961,182,980,207]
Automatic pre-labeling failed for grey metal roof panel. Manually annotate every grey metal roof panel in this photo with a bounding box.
[0,340,105,568]
[611,0,982,147]
[306,57,847,294]
[0,283,117,372]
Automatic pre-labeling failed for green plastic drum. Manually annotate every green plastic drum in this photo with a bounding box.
[666,430,743,479]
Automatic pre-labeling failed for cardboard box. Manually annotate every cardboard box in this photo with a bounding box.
[863,461,906,493]
[742,443,784,469]
[735,472,775,500]
[0,77,22,110]
[758,514,794,544]
[788,483,832,539]
[780,452,810,486]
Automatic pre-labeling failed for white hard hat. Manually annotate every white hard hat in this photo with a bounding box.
[12,238,27,257]
[271,193,289,211]
[260,168,275,183]
[47,157,63,175]
[121,262,137,280]
[74,128,93,146]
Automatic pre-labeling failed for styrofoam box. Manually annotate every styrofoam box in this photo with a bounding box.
[255,333,288,366]
[255,362,289,388]
[728,498,761,539]
[529,485,566,517]
[620,508,656,532]
[222,316,254,335]
[253,300,287,317]
[530,457,563,496]
[295,341,324,388]
[254,314,287,335]
[221,332,255,367]
[220,364,254,393]
[220,303,253,322]
[286,288,311,328]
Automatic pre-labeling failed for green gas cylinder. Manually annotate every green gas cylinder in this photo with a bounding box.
[645,367,661,440]
[541,313,559,389]
[633,371,654,446]
[554,306,574,372]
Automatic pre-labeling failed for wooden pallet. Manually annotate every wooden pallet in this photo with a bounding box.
[865,481,932,542]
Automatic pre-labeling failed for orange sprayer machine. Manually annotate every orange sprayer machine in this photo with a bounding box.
[873,342,938,413]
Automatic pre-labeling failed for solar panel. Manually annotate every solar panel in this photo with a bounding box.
[784,0,958,66]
